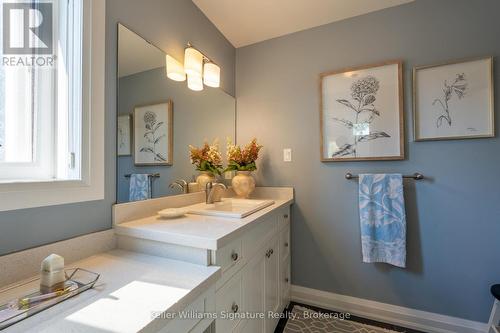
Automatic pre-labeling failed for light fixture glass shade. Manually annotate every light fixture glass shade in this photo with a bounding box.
[184,47,203,77]
[203,62,220,88]
[187,74,203,91]
[166,55,186,81]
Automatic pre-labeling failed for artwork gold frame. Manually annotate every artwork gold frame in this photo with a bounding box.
[133,100,173,166]
[413,56,494,141]
[319,60,405,162]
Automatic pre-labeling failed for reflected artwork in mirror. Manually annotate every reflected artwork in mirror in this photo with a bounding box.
[116,24,235,203]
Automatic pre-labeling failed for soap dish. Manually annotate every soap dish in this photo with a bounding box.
[158,207,186,219]
[0,268,100,330]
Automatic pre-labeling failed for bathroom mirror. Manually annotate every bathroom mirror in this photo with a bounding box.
[116,24,235,203]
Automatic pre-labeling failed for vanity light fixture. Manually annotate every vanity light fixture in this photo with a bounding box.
[166,55,186,82]
[165,42,221,91]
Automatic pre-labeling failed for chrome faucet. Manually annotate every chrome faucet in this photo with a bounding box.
[205,182,227,204]
[169,179,188,194]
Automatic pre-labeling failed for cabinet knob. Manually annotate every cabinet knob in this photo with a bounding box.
[231,303,239,313]
[285,278,289,283]
[284,242,289,247]
[270,248,274,255]
[284,214,289,219]
[265,250,271,258]
[231,252,239,261]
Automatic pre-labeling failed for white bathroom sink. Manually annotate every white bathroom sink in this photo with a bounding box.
[187,198,275,218]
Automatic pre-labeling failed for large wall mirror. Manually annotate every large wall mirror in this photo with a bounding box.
[116,24,235,203]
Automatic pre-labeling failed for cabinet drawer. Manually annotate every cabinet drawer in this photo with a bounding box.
[216,272,243,332]
[278,207,290,230]
[215,237,242,274]
[243,215,277,259]
[280,224,290,262]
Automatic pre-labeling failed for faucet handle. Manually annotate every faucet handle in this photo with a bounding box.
[175,179,188,186]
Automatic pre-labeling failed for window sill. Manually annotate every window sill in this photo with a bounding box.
[0,178,104,212]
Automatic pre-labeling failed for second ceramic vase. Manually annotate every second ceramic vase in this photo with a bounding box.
[232,171,255,198]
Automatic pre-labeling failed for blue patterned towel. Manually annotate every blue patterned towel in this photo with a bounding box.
[129,174,151,201]
[359,174,406,268]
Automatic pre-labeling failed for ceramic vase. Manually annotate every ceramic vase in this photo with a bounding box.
[196,171,216,191]
[232,171,255,198]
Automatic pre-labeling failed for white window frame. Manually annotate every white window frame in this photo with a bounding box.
[0,0,104,212]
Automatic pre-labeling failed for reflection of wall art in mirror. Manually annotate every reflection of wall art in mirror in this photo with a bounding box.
[133,100,173,166]
[320,61,404,162]
[117,115,132,156]
[413,56,494,141]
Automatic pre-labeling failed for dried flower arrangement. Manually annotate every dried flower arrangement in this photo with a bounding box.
[189,140,223,175]
[225,138,263,172]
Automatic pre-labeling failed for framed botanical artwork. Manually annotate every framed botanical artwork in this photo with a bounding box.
[117,115,132,156]
[320,60,404,162]
[133,100,173,166]
[413,56,494,141]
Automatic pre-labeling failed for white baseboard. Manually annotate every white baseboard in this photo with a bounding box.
[291,285,488,333]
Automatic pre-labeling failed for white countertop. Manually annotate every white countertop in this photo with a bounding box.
[3,250,220,333]
[114,198,293,250]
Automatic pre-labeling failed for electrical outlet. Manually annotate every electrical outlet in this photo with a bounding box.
[283,148,292,162]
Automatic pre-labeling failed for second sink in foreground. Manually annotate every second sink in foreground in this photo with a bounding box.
[186,198,275,218]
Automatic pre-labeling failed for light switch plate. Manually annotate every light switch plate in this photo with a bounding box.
[283,148,292,162]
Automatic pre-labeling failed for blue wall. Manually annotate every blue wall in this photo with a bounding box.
[0,0,235,255]
[236,0,500,322]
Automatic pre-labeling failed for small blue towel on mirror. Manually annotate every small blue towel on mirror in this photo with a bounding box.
[129,174,151,201]
[359,174,406,268]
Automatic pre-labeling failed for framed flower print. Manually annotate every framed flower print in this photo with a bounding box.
[320,61,404,161]
[133,100,173,166]
[413,56,494,141]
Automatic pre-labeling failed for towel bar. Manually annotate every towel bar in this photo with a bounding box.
[345,172,424,180]
[124,173,160,178]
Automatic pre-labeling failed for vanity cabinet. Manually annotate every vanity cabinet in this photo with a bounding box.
[112,187,294,333]
[215,206,291,333]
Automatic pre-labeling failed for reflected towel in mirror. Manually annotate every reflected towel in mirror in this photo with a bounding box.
[129,174,151,201]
